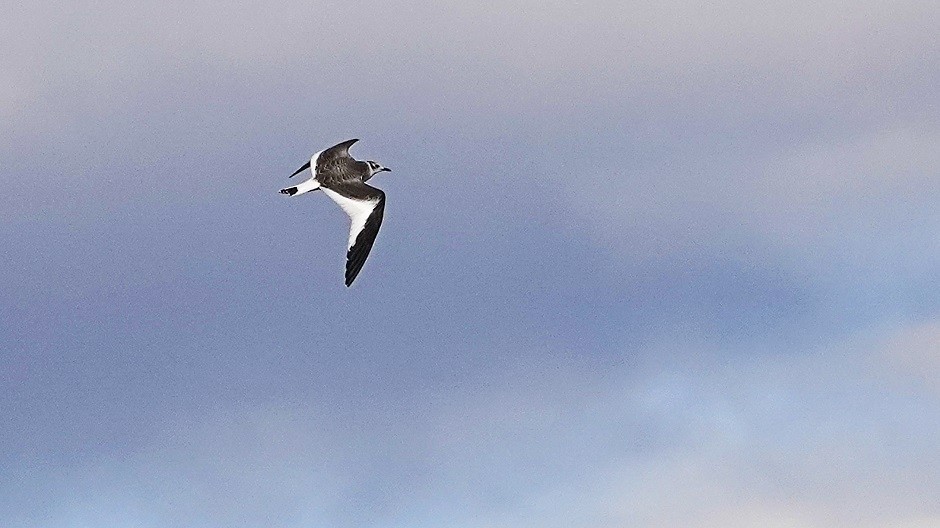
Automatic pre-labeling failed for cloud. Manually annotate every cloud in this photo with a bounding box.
[563,123,940,284]
[878,319,940,393]
[423,333,940,528]
[3,1,936,136]
[6,326,939,528]
[4,1,936,270]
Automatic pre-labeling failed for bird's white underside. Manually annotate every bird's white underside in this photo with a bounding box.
[321,187,380,249]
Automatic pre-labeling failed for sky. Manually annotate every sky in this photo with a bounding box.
[1,1,938,527]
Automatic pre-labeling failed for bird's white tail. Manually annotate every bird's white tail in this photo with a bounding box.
[279,178,321,196]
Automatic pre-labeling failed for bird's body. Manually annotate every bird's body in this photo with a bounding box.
[280,139,392,287]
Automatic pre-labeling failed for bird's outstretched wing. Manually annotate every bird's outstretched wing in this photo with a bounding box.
[320,180,385,286]
[318,139,358,165]
[314,139,361,183]
[289,139,359,179]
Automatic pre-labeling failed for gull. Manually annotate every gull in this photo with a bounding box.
[280,139,392,286]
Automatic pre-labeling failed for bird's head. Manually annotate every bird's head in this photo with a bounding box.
[366,160,392,178]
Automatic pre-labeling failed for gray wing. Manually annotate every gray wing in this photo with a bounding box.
[315,139,361,183]
[319,180,386,287]
[288,139,359,179]
[288,140,360,180]
[316,138,358,169]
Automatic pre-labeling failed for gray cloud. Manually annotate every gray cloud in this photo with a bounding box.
[877,319,940,394]
[564,124,940,272]
[5,1,936,275]
[4,1,936,131]
[5,325,939,528]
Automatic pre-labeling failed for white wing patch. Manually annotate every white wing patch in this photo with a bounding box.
[293,177,320,195]
[310,149,324,173]
[321,187,381,249]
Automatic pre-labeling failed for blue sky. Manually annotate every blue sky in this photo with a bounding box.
[2,1,938,527]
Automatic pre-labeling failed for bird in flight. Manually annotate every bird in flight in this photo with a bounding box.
[280,139,392,286]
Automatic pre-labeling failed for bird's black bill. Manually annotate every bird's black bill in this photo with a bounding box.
[289,160,311,178]
[381,167,392,172]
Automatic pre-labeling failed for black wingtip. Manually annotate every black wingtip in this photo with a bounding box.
[289,160,311,178]
[345,267,360,287]
[279,186,298,196]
